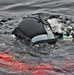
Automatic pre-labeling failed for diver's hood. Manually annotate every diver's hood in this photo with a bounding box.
[12,13,73,45]
[12,17,57,44]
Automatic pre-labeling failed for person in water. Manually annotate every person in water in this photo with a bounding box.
[12,13,74,46]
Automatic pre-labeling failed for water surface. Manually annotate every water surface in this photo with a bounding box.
[0,0,74,75]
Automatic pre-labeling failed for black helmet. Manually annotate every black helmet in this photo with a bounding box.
[12,16,57,45]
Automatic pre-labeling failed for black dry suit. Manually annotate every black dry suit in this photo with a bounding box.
[12,14,57,45]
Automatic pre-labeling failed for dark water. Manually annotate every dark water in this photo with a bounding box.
[0,0,74,75]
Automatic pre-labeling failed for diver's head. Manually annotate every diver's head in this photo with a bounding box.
[12,16,57,45]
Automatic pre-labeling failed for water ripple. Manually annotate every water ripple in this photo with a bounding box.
[0,0,74,75]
